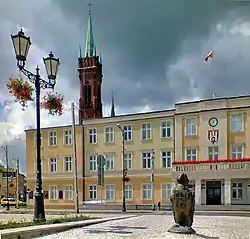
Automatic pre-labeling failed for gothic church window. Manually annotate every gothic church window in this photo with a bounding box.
[84,84,91,103]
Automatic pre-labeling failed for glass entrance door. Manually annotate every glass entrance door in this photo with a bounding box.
[206,181,221,205]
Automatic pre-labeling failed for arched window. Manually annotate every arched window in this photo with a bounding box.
[84,84,91,104]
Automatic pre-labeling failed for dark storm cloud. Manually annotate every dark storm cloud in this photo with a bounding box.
[50,0,250,111]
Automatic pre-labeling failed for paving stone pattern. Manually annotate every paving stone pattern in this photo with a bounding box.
[39,215,250,239]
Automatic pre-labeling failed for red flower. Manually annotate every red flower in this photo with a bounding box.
[172,158,250,165]
[41,92,64,116]
[7,77,34,109]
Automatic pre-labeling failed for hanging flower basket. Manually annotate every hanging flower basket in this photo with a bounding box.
[6,77,34,110]
[41,92,64,116]
[122,177,130,182]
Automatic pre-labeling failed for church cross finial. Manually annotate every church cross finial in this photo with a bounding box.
[88,0,92,15]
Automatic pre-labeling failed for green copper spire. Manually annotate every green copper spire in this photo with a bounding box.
[85,1,95,57]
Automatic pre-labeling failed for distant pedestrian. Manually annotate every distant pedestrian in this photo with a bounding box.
[158,201,161,211]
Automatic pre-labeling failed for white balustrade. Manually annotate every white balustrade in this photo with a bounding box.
[172,161,250,172]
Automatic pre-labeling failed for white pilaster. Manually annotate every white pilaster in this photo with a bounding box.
[195,179,201,205]
[224,178,231,206]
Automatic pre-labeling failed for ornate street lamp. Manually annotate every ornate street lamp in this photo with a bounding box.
[117,124,126,212]
[11,29,60,222]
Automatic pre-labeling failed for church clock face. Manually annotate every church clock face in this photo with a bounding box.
[209,117,218,127]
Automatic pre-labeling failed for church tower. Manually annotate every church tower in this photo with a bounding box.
[78,3,103,123]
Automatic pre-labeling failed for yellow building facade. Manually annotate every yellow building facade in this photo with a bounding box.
[0,165,26,200]
[26,95,250,209]
[26,125,84,209]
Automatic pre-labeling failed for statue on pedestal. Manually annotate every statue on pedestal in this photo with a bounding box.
[168,173,196,234]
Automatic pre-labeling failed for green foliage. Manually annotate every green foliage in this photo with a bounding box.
[0,214,93,230]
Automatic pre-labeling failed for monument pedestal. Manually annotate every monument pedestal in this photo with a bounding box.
[168,224,196,234]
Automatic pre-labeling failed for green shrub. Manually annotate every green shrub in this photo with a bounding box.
[0,214,94,230]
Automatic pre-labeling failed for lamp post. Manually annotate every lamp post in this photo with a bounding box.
[0,145,10,210]
[117,124,126,212]
[151,149,155,211]
[71,102,79,214]
[11,29,60,221]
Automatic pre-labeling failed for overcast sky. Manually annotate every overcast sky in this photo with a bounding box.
[0,0,250,173]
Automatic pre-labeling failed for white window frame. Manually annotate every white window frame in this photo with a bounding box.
[123,125,132,141]
[125,184,133,200]
[232,182,243,199]
[89,185,97,200]
[49,185,58,200]
[208,146,219,160]
[141,123,151,140]
[162,151,172,168]
[34,133,42,147]
[48,131,57,146]
[106,184,115,201]
[230,114,243,132]
[89,155,97,171]
[65,185,73,200]
[105,154,114,171]
[64,156,73,172]
[186,148,197,161]
[142,183,152,200]
[185,118,197,136]
[142,152,152,169]
[124,152,132,170]
[162,183,171,200]
[161,121,171,138]
[49,157,57,172]
[231,145,243,159]
[105,126,114,143]
[64,130,72,145]
[88,128,97,144]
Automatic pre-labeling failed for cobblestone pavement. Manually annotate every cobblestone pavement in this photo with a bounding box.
[39,215,250,239]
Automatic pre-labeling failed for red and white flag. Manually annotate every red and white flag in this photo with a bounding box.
[205,50,213,62]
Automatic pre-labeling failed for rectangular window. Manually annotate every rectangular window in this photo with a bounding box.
[162,151,172,168]
[208,146,219,160]
[88,129,97,143]
[186,148,197,161]
[142,152,152,169]
[141,123,151,140]
[48,131,57,146]
[162,183,171,200]
[64,156,72,172]
[125,184,133,200]
[89,156,97,171]
[50,158,57,172]
[124,153,132,170]
[161,122,171,138]
[186,118,197,136]
[230,114,243,132]
[34,133,42,147]
[49,186,58,200]
[64,130,72,145]
[106,184,115,201]
[232,182,243,199]
[65,185,73,200]
[123,125,132,141]
[142,184,152,200]
[231,145,243,159]
[105,154,114,170]
[89,185,97,200]
[105,127,114,143]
